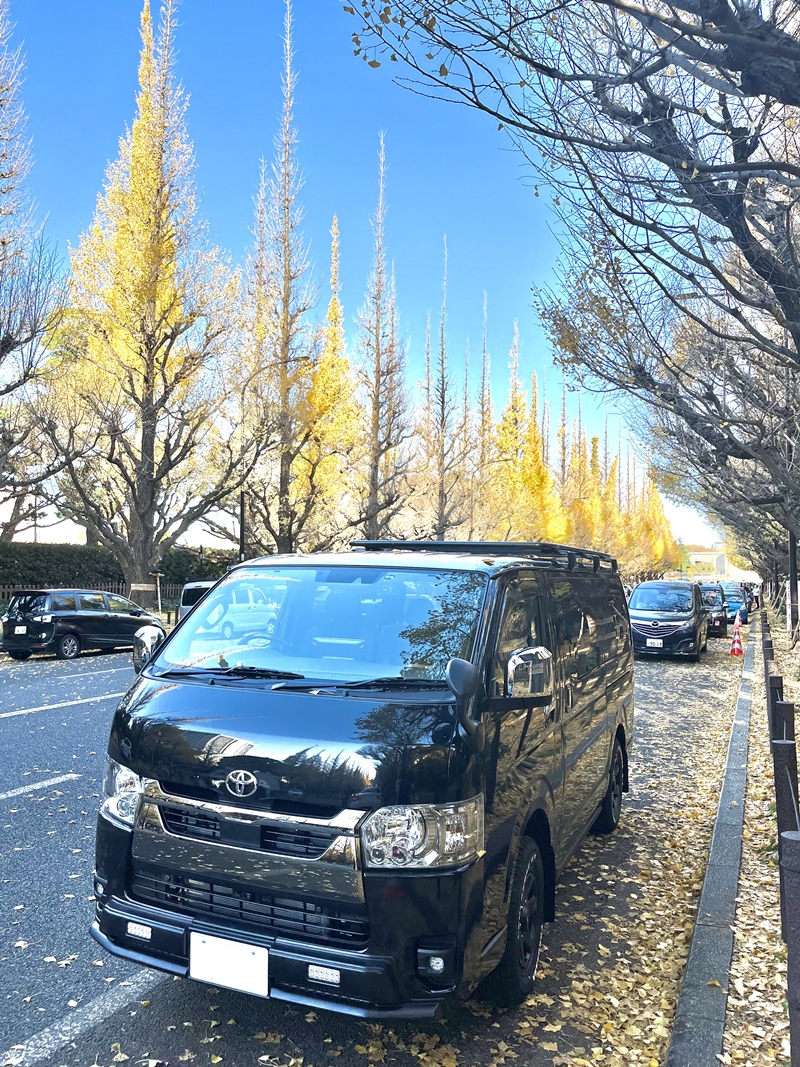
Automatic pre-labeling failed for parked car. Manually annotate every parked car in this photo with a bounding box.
[628,579,709,661]
[699,583,728,638]
[93,539,634,1018]
[721,583,749,624]
[177,580,216,621]
[0,589,163,661]
[215,582,278,639]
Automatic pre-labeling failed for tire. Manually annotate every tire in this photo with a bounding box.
[221,621,234,641]
[8,649,32,661]
[56,633,80,660]
[593,736,625,833]
[690,632,702,662]
[484,837,544,1007]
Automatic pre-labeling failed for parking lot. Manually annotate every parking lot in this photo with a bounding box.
[1,639,745,1067]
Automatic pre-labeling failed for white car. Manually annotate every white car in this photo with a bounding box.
[178,580,216,621]
[219,585,277,640]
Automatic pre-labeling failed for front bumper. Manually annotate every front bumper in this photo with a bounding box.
[632,630,698,657]
[94,799,482,1018]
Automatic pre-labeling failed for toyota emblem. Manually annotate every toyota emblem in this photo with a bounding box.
[225,770,258,798]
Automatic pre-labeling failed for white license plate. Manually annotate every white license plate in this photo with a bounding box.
[14,625,26,634]
[646,638,663,648]
[189,932,269,998]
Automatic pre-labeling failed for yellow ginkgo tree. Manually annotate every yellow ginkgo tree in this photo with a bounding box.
[43,0,264,598]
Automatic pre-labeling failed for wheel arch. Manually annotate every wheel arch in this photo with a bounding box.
[615,722,629,793]
[521,808,555,923]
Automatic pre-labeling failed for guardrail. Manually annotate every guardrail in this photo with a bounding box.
[761,610,800,1063]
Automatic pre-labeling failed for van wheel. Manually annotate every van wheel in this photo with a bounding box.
[8,649,32,661]
[593,737,624,834]
[484,837,544,1007]
[56,634,80,660]
[221,621,234,641]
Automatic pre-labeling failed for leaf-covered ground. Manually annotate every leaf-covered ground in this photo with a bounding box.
[721,612,793,1066]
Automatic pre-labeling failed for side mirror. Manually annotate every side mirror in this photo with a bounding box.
[133,625,165,674]
[507,646,554,704]
[445,658,485,753]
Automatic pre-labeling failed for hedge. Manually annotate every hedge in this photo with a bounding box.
[0,542,236,588]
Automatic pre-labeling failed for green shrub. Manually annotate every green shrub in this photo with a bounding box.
[0,543,237,589]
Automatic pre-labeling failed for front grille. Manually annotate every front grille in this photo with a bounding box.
[161,806,220,842]
[631,621,685,637]
[158,804,338,858]
[131,868,370,949]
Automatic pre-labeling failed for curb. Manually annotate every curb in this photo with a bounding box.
[664,622,755,1067]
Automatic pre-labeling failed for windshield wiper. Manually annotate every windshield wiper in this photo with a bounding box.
[155,666,304,680]
[271,676,449,693]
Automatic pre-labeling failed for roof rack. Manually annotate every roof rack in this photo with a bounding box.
[350,540,618,574]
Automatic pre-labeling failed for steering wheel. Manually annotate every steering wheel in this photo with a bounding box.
[239,631,292,653]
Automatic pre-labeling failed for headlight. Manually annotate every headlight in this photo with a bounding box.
[101,757,144,828]
[361,795,484,869]
[679,620,695,631]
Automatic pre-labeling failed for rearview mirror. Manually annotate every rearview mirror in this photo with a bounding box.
[445,657,485,754]
[133,625,165,674]
[507,646,554,703]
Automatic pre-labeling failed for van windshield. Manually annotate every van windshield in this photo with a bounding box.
[702,590,723,607]
[155,566,488,682]
[628,586,693,613]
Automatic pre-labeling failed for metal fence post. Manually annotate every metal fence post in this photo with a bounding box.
[773,739,800,941]
[780,830,800,1065]
[768,671,785,738]
[774,700,798,743]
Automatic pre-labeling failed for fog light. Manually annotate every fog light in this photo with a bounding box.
[308,964,340,985]
[93,877,106,899]
[126,921,151,940]
[428,956,445,974]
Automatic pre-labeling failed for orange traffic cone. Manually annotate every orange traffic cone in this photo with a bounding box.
[730,626,743,656]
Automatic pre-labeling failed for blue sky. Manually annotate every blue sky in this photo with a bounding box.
[15,0,717,543]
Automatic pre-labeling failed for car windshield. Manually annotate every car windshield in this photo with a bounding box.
[702,590,723,607]
[722,588,743,602]
[154,565,488,682]
[628,586,693,613]
[9,594,47,615]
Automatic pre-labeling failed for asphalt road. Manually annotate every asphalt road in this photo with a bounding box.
[0,638,745,1067]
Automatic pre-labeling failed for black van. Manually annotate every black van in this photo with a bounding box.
[92,541,634,1017]
[1,588,162,661]
[628,579,709,661]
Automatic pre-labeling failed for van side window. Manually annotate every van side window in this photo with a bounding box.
[49,593,76,612]
[551,578,583,682]
[492,579,543,697]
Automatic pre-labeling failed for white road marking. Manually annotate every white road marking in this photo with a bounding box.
[0,970,162,1067]
[0,692,126,720]
[0,773,82,800]
[61,666,133,680]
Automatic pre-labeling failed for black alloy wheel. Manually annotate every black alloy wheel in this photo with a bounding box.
[484,837,544,1006]
[8,649,32,661]
[56,633,80,660]
[593,737,625,833]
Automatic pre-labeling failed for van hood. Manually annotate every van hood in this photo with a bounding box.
[108,675,456,816]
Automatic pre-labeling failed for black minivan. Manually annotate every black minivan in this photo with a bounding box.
[628,580,708,660]
[92,541,634,1017]
[1,588,162,661]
